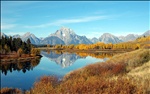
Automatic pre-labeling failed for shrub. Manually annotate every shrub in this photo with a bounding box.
[1,88,22,94]
[31,48,40,56]
[17,48,23,57]
[27,76,59,94]
[3,49,149,94]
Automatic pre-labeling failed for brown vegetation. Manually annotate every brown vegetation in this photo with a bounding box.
[0,88,22,94]
[17,48,23,57]
[23,49,150,94]
[31,48,41,56]
[1,49,149,94]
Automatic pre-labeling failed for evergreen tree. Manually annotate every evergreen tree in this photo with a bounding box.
[27,38,31,53]
[0,36,33,54]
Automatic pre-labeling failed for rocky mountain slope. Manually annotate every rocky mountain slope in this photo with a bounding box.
[1,27,149,44]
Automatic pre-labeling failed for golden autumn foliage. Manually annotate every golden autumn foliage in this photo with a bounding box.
[23,49,150,94]
[1,88,22,94]
[50,36,150,51]
[76,52,115,59]
[137,36,150,42]
[17,48,23,57]
[47,44,50,48]
[53,41,142,51]
[31,48,40,56]
[1,35,150,94]
[136,36,150,49]
[1,49,149,94]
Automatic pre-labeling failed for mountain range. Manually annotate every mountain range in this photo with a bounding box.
[99,33,122,44]
[50,27,92,45]
[1,27,150,45]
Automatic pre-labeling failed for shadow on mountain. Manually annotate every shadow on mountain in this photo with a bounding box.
[0,57,41,75]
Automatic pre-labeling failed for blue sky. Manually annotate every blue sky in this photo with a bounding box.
[1,1,149,38]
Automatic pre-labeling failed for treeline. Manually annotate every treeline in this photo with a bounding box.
[76,52,115,59]
[48,50,115,59]
[0,36,31,54]
[136,35,150,49]
[46,36,150,50]
[136,36,150,42]
[0,36,40,57]
[49,42,140,50]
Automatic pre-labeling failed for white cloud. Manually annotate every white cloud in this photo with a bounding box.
[1,23,17,30]
[56,16,107,24]
[24,16,108,28]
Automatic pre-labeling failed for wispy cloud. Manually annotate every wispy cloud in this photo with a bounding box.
[1,23,17,30]
[24,16,108,28]
[56,16,107,23]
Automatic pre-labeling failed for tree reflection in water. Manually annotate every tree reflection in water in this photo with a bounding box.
[75,52,116,59]
[0,57,41,75]
[42,50,120,68]
[46,49,118,59]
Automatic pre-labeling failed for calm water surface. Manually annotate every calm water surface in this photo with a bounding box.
[1,51,112,90]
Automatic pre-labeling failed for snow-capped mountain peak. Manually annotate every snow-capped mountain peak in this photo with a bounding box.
[12,34,21,38]
[142,30,150,36]
[99,33,122,44]
[1,32,8,38]
[50,27,92,45]
[53,27,76,37]
[60,27,74,33]
[21,32,41,44]
[2,27,149,45]
[23,32,32,37]
[119,34,139,42]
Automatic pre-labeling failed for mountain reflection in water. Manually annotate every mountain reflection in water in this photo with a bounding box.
[41,51,82,68]
[1,50,118,90]
[41,50,116,68]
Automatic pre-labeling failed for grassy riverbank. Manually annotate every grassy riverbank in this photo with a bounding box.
[0,53,42,63]
[1,49,149,94]
[28,49,149,94]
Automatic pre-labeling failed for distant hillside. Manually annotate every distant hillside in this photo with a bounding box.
[99,33,122,44]
[141,30,150,37]
[135,35,150,48]
[21,32,41,44]
[40,36,65,45]
[90,37,99,43]
[119,34,139,42]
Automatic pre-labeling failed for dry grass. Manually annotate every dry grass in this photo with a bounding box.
[107,49,150,71]
[1,49,150,94]
[127,61,150,94]
[0,88,22,94]
[25,76,59,94]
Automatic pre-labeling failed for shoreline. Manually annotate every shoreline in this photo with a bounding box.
[0,55,42,63]
[37,47,134,53]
